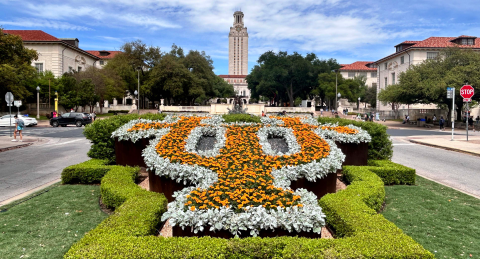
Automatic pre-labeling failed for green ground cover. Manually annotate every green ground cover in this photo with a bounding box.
[382,176,480,259]
[0,184,108,259]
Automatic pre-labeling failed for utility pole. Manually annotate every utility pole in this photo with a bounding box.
[49,79,51,110]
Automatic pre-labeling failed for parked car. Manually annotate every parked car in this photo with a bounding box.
[0,114,38,127]
[50,112,92,127]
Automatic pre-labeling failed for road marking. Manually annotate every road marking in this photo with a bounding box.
[51,139,84,146]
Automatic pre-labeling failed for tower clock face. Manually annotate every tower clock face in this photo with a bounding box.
[236,26,242,32]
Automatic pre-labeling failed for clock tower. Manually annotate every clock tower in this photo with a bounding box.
[229,11,248,75]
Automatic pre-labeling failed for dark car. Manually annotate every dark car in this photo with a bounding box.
[50,112,92,127]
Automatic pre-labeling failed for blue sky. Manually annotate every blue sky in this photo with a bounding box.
[2,0,480,75]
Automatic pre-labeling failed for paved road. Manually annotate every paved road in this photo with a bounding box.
[0,125,84,138]
[392,137,480,198]
[0,126,91,204]
[387,128,463,137]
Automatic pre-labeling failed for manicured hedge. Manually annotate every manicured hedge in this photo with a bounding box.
[317,117,393,161]
[83,113,166,163]
[61,159,110,184]
[367,160,416,185]
[64,161,433,258]
[222,114,261,123]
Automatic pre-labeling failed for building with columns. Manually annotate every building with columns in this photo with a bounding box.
[219,11,251,103]
[375,35,480,112]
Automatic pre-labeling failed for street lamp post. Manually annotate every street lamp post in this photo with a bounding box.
[358,97,361,110]
[136,67,141,114]
[337,93,341,113]
[134,90,139,114]
[36,86,40,119]
[332,69,339,111]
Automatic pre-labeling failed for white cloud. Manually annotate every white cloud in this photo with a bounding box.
[0,19,91,31]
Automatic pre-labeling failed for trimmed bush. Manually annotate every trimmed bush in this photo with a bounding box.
[367,160,416,185]
[222,113,261,123]
[61,159,110,184]
[83,113,166,163]
[65,161,433,258]
[317,117,393,160]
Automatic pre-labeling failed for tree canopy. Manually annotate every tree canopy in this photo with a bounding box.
[0,28,38,109]
[246,51,339,107]
[378,47,480,120]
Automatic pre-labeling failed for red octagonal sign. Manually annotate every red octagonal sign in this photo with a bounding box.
[460,85,474,99]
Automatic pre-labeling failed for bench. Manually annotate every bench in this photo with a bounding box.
[424,123,434,128]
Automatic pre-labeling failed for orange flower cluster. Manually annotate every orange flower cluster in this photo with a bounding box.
[127,121,174,132]
[320,125,359,135]
[130,116,331,212]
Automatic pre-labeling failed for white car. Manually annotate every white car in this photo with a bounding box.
[0,115,38,127]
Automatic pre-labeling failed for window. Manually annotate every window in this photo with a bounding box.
[99,60,104,65]
[461,38,475,45]
[400,56,405,64]
[78,67,82,72]
[35,63,43,73]
[348,72,355,78]
[69,66,73,73]
[358,72,367,77]
[371,72,377,78]
[391,73,395,84]
[384,63,387,70]
[427,52,438,60]
[384,77,388,87]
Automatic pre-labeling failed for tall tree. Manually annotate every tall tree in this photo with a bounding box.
[0,28,38,109]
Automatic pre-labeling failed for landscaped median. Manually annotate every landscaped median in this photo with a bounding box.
[62,159,433,258]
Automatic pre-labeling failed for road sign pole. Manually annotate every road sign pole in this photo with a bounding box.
[451,89,455,141]
[466,101,469,142]
[9,104,12,138]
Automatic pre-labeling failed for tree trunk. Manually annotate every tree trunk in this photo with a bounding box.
[288,82,294,107]
[456,105,463,121]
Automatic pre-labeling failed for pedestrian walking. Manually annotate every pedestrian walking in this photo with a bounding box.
[12,115,24,142]
[320,108,323,116]
[439,116,445,131]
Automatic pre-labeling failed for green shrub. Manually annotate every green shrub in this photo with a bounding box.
[83,113,166,163]
[65,161,433,258]
[367,160,416,185]
[61,159,110,184]
[222,113,261,123]
[318,117,393,160]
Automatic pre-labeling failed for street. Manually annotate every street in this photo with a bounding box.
[389,128,480,198]
[0,126,90,204]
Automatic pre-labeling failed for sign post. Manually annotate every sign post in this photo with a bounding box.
[5,92,14,137]
[447,87,455,140]
[14,100,22,115]
[460,85,475,141]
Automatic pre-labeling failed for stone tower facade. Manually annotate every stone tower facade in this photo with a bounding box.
[228,11,248,75]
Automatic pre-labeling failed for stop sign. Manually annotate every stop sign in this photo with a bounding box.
[460,85,474,99]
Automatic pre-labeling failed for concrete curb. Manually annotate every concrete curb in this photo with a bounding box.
[409,139,480,158]
[0,142,33,153]
[0,179,61,207]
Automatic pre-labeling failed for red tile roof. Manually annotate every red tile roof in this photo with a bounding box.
[219,75,247,78]
[339,61,377,71]
[86,50,122,59]
[3,30,61,41]
[376,35,480,63]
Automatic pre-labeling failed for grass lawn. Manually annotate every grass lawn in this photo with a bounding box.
[382,176,480,259]
[0,184,108,259]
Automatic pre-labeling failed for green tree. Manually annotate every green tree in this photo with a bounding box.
[364,86,377,109]
[247,51,339,107]
[0,28,38,109]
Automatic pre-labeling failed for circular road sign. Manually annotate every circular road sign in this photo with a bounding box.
[460,85,474,99]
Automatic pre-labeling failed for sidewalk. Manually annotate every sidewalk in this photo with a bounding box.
[0,135,46,152]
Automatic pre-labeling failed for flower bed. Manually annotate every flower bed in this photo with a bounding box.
[110,115,373,237]
[64,160,433,258]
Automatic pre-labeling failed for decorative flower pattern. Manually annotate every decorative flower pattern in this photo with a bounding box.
[112,115,369,236]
